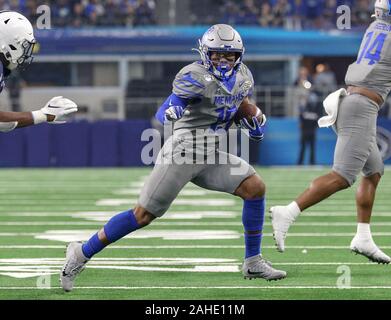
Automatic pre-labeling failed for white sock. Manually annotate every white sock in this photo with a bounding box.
[287,201,301,220]
[356,223,373,240]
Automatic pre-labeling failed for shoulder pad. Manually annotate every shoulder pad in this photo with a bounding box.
[173,63,211,98]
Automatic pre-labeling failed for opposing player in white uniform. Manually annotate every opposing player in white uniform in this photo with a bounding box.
[270,0,391,264]
[0,11,77,132]
[60,24,287,292]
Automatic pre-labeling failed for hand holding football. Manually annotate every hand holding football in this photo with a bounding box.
[234,102,263,127]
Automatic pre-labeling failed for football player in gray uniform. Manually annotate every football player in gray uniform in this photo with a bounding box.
[60,24,287,292]
[270,0,391,264]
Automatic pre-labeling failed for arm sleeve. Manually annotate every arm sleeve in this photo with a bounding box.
[155,93,190,125]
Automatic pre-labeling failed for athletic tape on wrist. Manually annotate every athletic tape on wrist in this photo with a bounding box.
[31,110,47,124]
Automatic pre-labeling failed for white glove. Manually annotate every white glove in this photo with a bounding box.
[164,105,186,122]
[32,96,78,124]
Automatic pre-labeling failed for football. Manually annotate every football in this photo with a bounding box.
[234,102,263,126]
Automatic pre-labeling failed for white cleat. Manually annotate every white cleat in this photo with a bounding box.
[269,206,295,253]
[60,242,89,292]
[350,236,391,264]
[242,255,287,281]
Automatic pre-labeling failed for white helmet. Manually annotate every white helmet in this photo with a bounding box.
[0,11,36,71]
[373,0,391,22]
[196,24,245,80]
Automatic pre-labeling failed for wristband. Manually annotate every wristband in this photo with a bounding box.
[31,110,47,124]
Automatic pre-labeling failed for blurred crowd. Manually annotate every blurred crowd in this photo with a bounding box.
[0,0,374,29]
[0,0,157,27]
[217,0,373,30]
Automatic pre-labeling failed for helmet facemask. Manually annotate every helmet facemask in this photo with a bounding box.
[4,38,36,70]
[208,49,242,80]
[17,39,36,68]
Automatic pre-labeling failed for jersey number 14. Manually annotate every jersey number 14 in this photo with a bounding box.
[357,32,387,65]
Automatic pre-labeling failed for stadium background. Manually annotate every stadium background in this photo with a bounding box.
[0,0,390,167]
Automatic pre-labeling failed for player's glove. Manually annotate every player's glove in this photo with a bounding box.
[240,114,267,141]
[164,105,186,122]
[32,96,78,124]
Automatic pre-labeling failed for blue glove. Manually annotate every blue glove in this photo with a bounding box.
[164,105,186,122]
[240,114,267,141]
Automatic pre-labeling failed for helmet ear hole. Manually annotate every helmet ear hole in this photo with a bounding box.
[9,45,17,51]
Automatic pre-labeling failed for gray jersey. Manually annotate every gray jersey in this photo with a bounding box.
[345,20,391,102]
[172,61,254,133]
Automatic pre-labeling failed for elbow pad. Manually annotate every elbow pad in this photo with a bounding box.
[0,121,18,132]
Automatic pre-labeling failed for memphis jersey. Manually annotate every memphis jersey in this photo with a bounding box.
[345,19,391,102]
[172,61,254,133]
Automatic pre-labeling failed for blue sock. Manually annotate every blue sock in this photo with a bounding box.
[242,197,265,259]
[82,210,140,259]
[81,233,105,259]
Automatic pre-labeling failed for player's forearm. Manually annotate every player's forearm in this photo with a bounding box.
[0,111,33,128]
[0,111,54,129]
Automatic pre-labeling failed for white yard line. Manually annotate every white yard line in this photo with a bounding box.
[0,257,385,265]
[3,232,391,237]
[0,245,387,249]
[0,245,390,249]
[0,222,104,226]
[3,221,391,227]
[1,286,391,290]
[3,211,391,217]
[0,211,391,216]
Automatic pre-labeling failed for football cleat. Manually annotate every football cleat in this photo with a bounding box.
[269,206,295,253]
[60,242,89,292]
[242,255,287,281]
[350,236,391,264]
